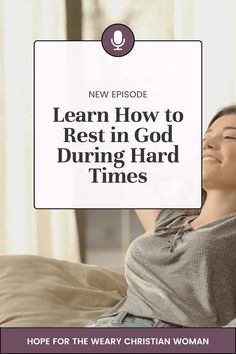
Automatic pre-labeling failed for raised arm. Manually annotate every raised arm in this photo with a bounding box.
[135,209,160,232]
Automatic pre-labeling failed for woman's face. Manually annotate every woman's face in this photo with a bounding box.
[203,114,236,191]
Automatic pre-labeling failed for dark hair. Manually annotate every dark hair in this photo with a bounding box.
[207,103,236,129]
[182,103,236,216]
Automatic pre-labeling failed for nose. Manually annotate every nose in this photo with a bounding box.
[203,136,219,150]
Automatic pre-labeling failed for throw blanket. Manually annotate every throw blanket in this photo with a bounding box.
[0,255,127,327]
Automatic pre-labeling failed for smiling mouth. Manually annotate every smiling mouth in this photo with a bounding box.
[203,156,222,163]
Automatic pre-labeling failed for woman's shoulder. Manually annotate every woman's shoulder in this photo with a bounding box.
[154,208,200,229]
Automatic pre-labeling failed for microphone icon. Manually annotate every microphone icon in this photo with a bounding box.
[111,30,125,51]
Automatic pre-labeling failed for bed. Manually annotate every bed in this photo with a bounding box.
[0,255,127,327]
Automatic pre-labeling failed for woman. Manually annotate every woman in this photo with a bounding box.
[87,104,236,328]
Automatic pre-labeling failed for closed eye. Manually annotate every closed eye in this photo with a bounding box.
[223,136,236,140]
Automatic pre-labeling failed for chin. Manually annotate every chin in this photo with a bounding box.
[203,176,220,190]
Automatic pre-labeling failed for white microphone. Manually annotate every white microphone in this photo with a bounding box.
[111,30,125,51]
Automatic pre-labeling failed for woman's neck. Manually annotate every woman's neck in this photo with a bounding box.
[191,190,236,229]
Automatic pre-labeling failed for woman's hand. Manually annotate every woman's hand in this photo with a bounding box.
[135,209,160,232]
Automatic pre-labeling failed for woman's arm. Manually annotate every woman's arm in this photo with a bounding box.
[135,209,160,232]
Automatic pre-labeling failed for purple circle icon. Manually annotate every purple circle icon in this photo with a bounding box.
[101,24,135,57]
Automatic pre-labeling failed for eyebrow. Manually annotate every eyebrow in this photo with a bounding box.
[205,126,236,133]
